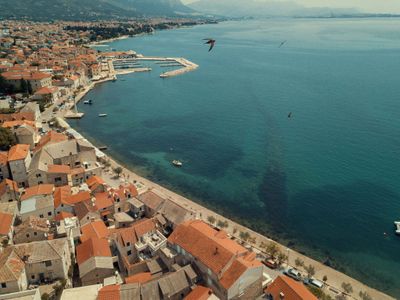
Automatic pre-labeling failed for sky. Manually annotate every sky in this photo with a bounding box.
[182,0,400,14]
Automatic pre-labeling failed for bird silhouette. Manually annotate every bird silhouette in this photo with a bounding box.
[288,112,292,118]
[279,40,287,48]
[203,38,216,52]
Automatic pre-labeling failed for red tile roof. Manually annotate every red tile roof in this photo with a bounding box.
[0,212,13,235]
[80,220,109,243]
[65,191,91,205]
[86,176,105,191]
[8,144,29,161]
[34,131,67,152]
[76,237,111,265]
[93,192,114,210]
[184,286,213,300]
[47,164,71,174]
[53,185,72,208]
[168,220,262,289]
[0,179,18,197]
[0,152,8,165]
[265,276,318,300]
[21,184,54,201]
[124,272,152,284]
[97,285,120,300]
[55,211,74,222]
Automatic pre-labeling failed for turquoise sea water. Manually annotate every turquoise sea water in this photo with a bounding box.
[70,19,400,296]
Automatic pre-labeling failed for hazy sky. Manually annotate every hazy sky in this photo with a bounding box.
[182,0,400,13]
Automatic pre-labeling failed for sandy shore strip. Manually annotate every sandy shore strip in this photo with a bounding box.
[86,35,129,47]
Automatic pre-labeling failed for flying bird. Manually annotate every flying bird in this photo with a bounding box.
[288,112,292,119]
[203,38,216,52]
[279,40,287,48]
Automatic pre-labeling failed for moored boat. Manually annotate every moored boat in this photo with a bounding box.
[395,221,400,235]
[172,160,183,167]
[98,113,107,117]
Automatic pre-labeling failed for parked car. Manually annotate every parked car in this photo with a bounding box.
[262,259,278,269]
[284,268,302,281]
[304,277,324,289]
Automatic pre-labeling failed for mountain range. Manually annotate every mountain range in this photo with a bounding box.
[0,0,193,20]
[188,0,359,17]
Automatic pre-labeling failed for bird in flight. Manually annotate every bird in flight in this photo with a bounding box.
[288,112,292,118]
[279,40,287,48]
[203,38,216,52]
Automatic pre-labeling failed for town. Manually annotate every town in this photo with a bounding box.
[0,21,388,300]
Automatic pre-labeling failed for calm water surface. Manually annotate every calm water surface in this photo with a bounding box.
[70,19,400,296]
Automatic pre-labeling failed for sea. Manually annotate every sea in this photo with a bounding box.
[69,18,400,297]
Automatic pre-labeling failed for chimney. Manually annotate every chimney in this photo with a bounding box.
[279,292,285,300]
[214,247,219,255]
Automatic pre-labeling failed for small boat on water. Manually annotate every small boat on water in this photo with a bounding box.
[83,99,93,105]
[98,146,108,150]
[98,114,107,117]
[395,221,400,235]
[172,160,183,167]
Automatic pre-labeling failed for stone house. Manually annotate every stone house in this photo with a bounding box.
[0,179,19,203]
[13,216,50,244]
[7,144,31,188]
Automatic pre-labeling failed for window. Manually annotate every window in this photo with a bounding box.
[45,261,52,267]
[31,275,35,279]
[1,283,6,288]
[36,173,41,178]
[48,212,52,216]
[127,250,132,256]
[26,233,30,238]
[127,242,130,247]
[34,232,37,236]
[55,177,62,183]
[39,214,44,218]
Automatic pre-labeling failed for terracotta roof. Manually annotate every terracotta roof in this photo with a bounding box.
[76,237,111,265]
[47,164,71,174]
[2,120,36,129]
[86,175,105,189]
[34,131,67,152]
[0,179,18,197]
[93,192,114,210]
[14,215,49,235]
[21,184,54,201]
[0,212,13,235]
[98,285,121,300]
[65,191,91,205]
[55,211,74,221]
[168,220,262,288]
[8,144,30,161]
[125,272,152,284]
[80,220,109,242]
[0,112,35,123]
[0,152,8,165]
[113,218,156,247]
[184,285,213,300]
[266,275,318,300]
[35,86,58,95]
[0,248,25,283]
[53,185,72,208]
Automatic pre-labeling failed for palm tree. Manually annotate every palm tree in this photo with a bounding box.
[304,264,315,278]
[265,242,279,259]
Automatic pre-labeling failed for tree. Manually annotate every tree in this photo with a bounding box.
[265,242,279,259]
[0,127,16,151]
[276,251,288,266]
[304,264,316,278]
[260,241,268,249]
[239,231,250,242]
[20,79,28,94]
[233,227,237,234]
[295,257,304,269]
[248,236,256,244]
[1,239,9,248]
[216,220,228,229]
[323,275,328,282]
[341,282,353,294]
[359,291,372,300]
[207,215,216,225]
[41,293,50,300]
[113,166,123,177]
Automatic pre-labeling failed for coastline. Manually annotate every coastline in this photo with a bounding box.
[58,81,394,300]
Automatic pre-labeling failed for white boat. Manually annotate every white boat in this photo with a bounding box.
[172,160,183,167]
[395,221,400,235]
[83,100,93,105]
[98,114,107,117]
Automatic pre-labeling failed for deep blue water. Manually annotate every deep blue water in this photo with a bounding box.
[70,19,400,296]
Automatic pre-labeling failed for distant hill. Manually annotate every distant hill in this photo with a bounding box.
[188,0,359,17]
[0,0,194,20]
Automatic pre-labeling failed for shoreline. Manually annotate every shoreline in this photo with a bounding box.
[59,86,394,300]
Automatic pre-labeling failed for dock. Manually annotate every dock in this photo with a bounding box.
[64,112,85,119]
[159,58,198,78]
